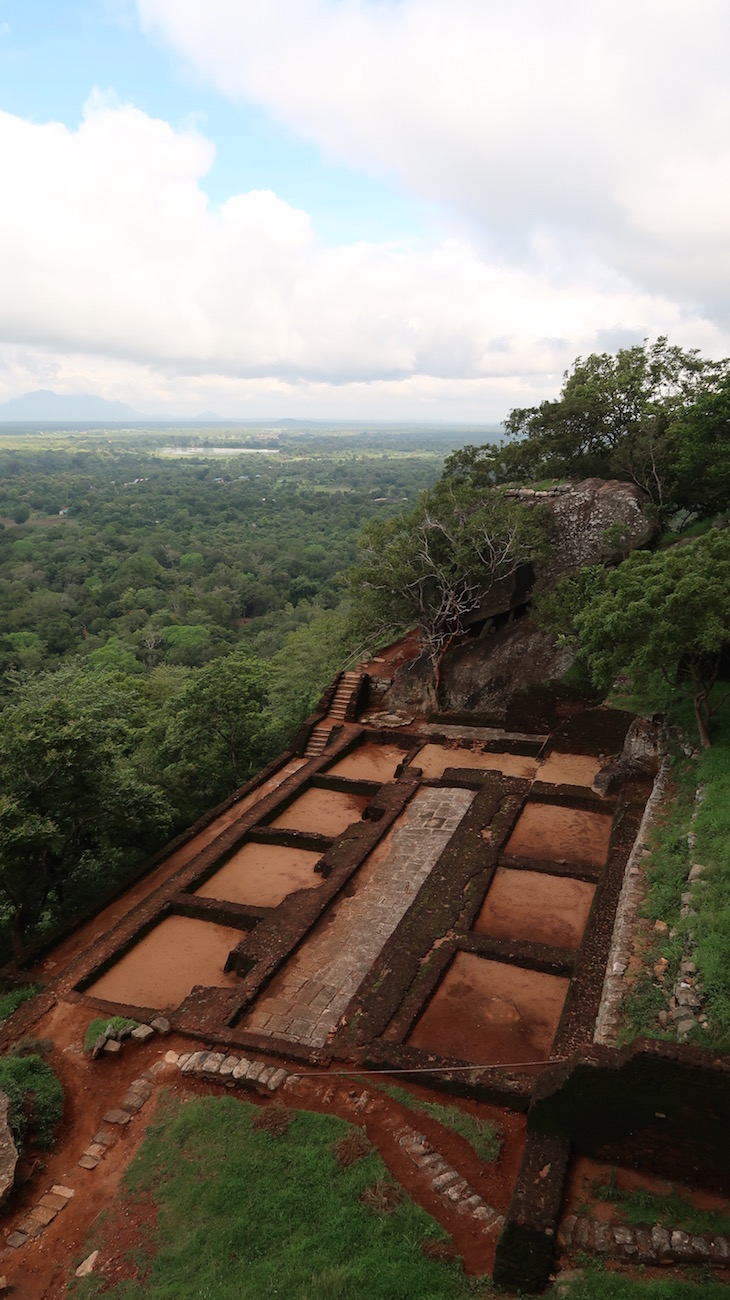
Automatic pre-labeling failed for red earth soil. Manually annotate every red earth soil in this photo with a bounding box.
[562,1154,730,1224]
[270,786,371,837]
[37,759,306,982]
[535,752,606,788]
[408,952,569,1066]
[414,743,538,781]
[504,802,613,868]
[473,867,596,950]
[86,915,242,1012]
[0,995,527,1294]
[326,742,406,783]
[195,841,325,908]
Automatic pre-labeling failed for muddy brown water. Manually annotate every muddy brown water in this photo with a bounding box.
[536,751,606,787]
[270,786,371,837]
[473,867,597,949]
[38,759,307,979]
[326,742,405,783]
[195,842,324,908]
[408,952,569,1066]
[505,802,613,867]
[86,915,241,1011]
[414,743,539,781]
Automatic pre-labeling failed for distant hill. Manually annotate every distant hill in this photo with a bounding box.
[0,390,142,421]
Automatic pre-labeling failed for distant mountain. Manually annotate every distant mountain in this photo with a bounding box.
[0,389,142,421]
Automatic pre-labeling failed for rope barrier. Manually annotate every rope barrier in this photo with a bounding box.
[286,1057,568,1080]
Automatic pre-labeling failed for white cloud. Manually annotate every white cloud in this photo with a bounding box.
[136,0,730,322]
[0,86,727,418]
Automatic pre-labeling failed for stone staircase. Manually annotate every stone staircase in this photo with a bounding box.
[304,671,362,758]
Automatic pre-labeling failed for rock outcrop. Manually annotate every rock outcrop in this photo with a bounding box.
[0,1091,18,1208]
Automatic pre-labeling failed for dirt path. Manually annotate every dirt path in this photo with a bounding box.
[0,995,525,1294]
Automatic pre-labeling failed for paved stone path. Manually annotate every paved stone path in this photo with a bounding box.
[246,787,475,1048]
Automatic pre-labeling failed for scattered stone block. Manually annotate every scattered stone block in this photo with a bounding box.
[433,1170,459,1191]
[710,1236,730,1262]
[635,1228,654,1262]
[143,1059,167,1077]
[131,1024,155,1043]
[51,1185,75,1200]
[267,1068,288,1091]
[231,1058,251,1080]
[202,1053,225,1075]
[181,1053,202,1075]
[6,1231,28,1248]
[29,1204,57,1226]
[40,1192,70,1212]
[691,1235,710,1259]
[177,1053,191,1070]
[103,1039,122,1055]
[192,1053,211,1076]
[122,1094,145,1114]
[78,1155,99,1170]
[150,1016,171,1035]
[671,1230,694,1259]
[593,1222,613,1253]
[574,1219,594,1251]
[93,1129,115,1147]
[18,1218,44,1238]
[103,1108,131,1126]
[245,1061,265,1082]
[164,1050,180,1065]
[85,1143,106,1160]
[219,1056,239,1077]
[75,1250,99,1278]
[651,1226,672,1258]
[257,1066,276,1088]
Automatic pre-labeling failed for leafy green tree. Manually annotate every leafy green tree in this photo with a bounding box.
[164,649,272,807]
[350,482,549,692]
[540,531,730,747]
[446,338,729,515]
[0,667,173,954]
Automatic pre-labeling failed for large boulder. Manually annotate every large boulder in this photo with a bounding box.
[442,617,575,717]
[535,478,658,576]
[0,1090,18,1208]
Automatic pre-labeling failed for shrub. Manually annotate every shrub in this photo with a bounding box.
[0,1053,64,1149]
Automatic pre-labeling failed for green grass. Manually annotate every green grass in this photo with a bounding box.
[0,1052,64,1150]
[0,984,40,1022]
[590,1170,730,1237]
[554,1262,729,1299]
[73,1093,496,1299]
[84,1017,139,1052]
[378,1083,502,1163]
[607,675,730,1052]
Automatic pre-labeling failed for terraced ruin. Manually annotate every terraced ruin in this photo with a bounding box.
[3,639,730,1295]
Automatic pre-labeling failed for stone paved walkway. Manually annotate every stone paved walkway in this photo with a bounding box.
[246,787,475,1048]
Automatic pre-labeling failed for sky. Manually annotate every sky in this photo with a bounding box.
[0,0,729,420]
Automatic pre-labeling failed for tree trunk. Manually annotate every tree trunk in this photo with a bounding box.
[10,911,25,961]
[694,690,713,748]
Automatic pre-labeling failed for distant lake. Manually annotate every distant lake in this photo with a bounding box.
[159,446,280,456]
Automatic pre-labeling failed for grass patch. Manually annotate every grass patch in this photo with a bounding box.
[0,1052,63,1150]
[0,984,41,1023]
[379,1083,502,1163]
[607,675,730,1052]
[84,1017,139,1052]
[590,1170,730,1237]
[74,1092,495,1299]
[555,1261,729,1299]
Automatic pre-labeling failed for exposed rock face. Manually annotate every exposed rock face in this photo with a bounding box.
[442,618,575,716]
[536,478,658,577]
[593,716,660,795]
[0,1091,18,1208]
[382,617,575,717]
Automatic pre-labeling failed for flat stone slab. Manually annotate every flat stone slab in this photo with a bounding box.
[40,1192,70,1212]
[131,1024,155,1043]
[51,1185,75,1200]
[85,1143,106,1160]
[93,1129,116,1147]
[102,1109,131,1126]
[18,1218,44,1238]
[78,1155,99,1170]
[29,1204,57,1226]
[7,1231,28,1248]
